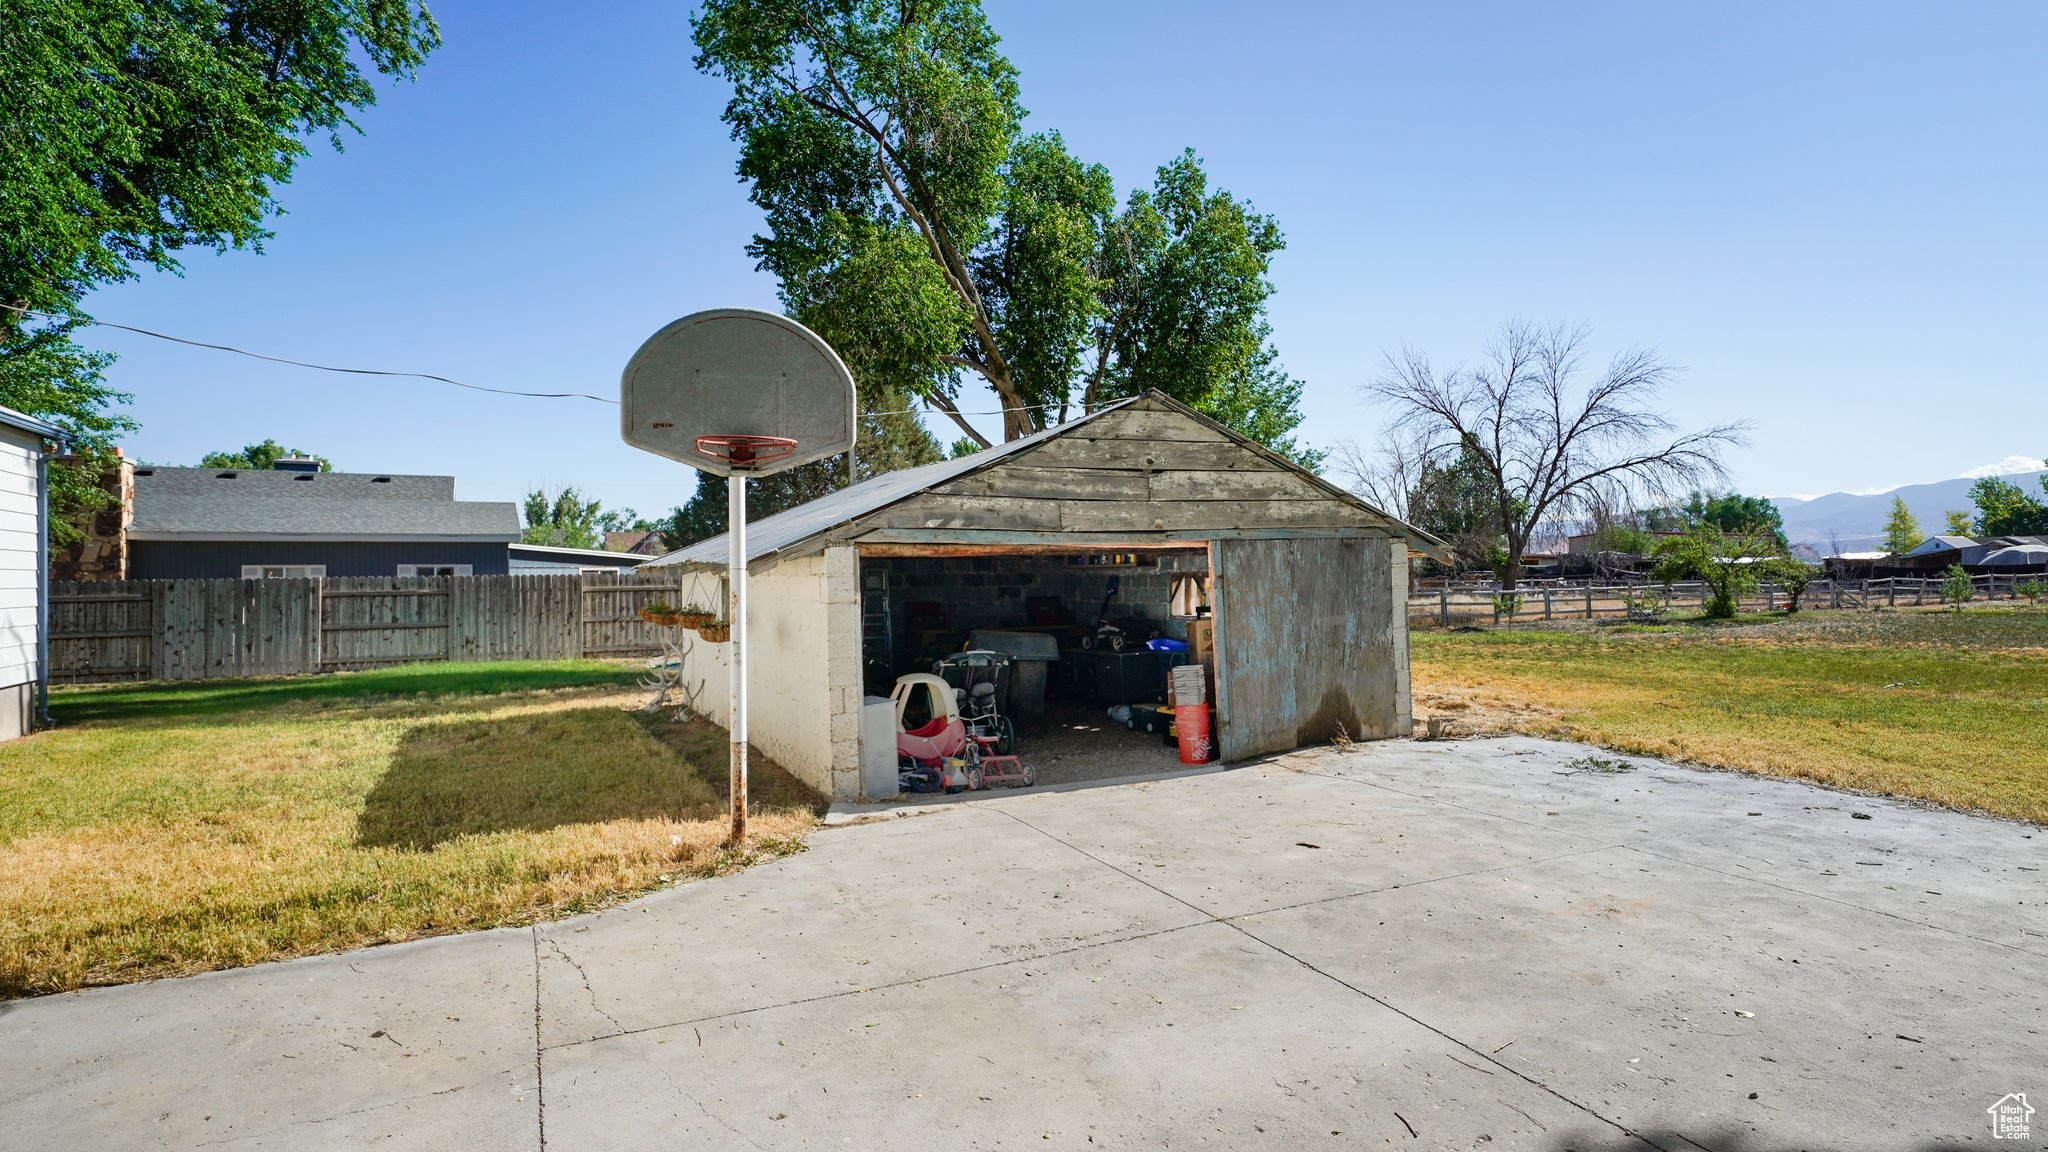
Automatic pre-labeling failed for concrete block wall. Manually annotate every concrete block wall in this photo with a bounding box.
[668,555,852,800]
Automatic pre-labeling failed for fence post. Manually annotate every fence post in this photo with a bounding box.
[1543,588,1553,620]
[1585,585,1594,618]
[1439,588,1449,628]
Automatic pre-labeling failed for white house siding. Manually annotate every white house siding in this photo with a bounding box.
[0,425,42,738]
[666,546,861,800]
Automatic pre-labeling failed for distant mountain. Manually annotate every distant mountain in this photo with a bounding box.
[1773,470,2046,554]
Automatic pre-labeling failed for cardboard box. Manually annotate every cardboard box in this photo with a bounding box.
[1187,618,1214,666]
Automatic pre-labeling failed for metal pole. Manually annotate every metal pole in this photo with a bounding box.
[727,472,748,845]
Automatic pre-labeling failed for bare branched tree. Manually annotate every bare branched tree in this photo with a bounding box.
[1366,320,1750,589]
[1330,428,1430,522]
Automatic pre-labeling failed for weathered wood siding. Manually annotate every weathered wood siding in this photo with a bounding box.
[1212,536,1400,762]
[835,402,1404,546]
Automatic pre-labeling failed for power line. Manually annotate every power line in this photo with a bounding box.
[4,303,619,403]
[4,302,1083,420]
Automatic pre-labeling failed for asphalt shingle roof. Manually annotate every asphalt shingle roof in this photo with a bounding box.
[130,467,520,539]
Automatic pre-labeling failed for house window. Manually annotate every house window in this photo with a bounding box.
[396,564,472,577]
[241,565,327,579]
[1170,574,1210,617]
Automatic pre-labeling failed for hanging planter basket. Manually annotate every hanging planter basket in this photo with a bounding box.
[641,602,716,630]
[695,620,732,643]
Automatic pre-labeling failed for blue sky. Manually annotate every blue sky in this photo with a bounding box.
[83,1,2047,516]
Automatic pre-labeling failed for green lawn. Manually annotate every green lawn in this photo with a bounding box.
[1411,609,2048,825]
[1,661,819,998]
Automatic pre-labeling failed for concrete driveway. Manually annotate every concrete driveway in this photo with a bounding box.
[3,736,2041,1150]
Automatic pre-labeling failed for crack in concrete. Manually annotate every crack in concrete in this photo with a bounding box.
[530,927,547,1151]
[1621,842,2047,960]
[651,1054,772,1151]
[540,918,1208,1054]
[188,1063,530,1149]
[537,929,627,1036]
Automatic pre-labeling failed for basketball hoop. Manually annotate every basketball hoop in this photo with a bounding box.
[621,309,857,849]
[694,434,798,472]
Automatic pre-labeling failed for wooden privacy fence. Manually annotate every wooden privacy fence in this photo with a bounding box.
[50,572,692,684]
[1408,574,2044,628]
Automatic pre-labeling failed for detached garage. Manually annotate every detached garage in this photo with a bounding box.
[642,391,1447,802]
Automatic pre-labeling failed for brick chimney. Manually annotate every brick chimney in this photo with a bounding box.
[51,449,133,581]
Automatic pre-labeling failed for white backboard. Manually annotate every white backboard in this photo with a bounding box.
[620,309,856,476]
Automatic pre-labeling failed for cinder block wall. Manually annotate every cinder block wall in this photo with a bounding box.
[868,550,1208,660]
[668,548,860,800]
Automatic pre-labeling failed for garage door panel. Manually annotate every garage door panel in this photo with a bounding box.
[1215,536,1396,761]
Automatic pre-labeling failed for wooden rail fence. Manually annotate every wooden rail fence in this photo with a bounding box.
[50,572,691,684]
[1408,574,2043,627]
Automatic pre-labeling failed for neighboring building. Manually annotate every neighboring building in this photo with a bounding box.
[1564,529,1684,556]
[124,462,520,578]
[0,405,66,739]
[642,391,1447,803]
[509,543,649,574]
[605,530,665,556]
[1823,551,1888,580]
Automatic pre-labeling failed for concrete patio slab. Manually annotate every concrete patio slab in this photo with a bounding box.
[1237,843,2045,1150]
[981,764,1611,919]
[2,735,2039,1151]
[534,803,1206,1048]
[541,921,1617,1151]
[0,926,538,1151]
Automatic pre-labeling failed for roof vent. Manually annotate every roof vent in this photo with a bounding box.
[293,473,315,481]
[271,457,322,474]
[134,468,154,477]
[371,476,392,483]
[216,471,238,479]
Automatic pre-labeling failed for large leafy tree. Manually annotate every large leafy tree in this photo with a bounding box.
[1,0,438,533]
[522,487,607,550]
[691,0,1316,463]
[1644,491,1786,547]
[1967,475,2048,537]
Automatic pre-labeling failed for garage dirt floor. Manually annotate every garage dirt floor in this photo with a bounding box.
[2,736,2041,1150]
[1016,697,1188,785]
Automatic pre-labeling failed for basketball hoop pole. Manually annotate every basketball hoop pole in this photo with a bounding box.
[727,473,748,845]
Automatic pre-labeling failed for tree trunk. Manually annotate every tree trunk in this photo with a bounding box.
[1500,528,1527,591]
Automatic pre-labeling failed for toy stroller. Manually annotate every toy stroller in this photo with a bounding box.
[931,651,1034,789]
[933,650,1016,755]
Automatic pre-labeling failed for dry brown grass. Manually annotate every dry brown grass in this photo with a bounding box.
[0,662,820,998]
[1411,611,2048,824]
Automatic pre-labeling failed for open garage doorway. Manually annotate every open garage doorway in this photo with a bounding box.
[858,545,1214,792]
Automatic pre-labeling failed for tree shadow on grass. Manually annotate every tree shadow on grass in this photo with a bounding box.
[356,706,825,849]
